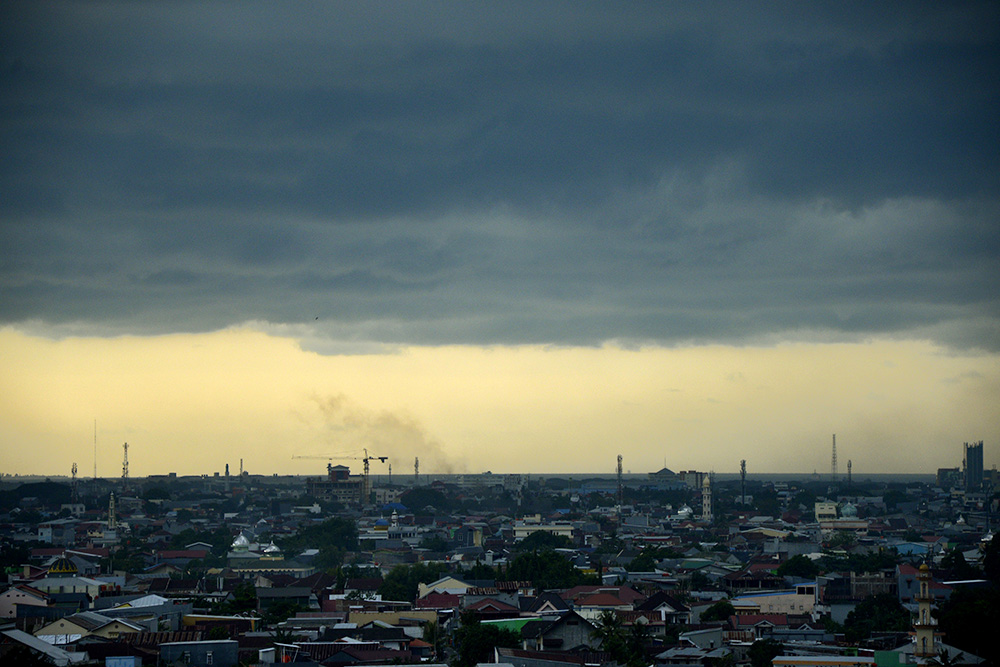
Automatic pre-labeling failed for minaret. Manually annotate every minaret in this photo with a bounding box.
[108,492,117,531]
[913,563,938,657]
[702,476,713,523]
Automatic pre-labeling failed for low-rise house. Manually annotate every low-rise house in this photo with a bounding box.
[634,591,691,625]
[159,639,238,667]
[520,610,598,652]
[0,628,85,666]
[34,610,143,644]
[256,586,314,613]
[730,584,816,616]
[0,583,51,619]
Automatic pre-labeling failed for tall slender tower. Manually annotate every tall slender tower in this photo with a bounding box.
[93,420,98,479]
[831,434,838,481]
[616,455,624,510]
[108,492,117,531]
[702,476,713,523]
[71,463,79,503]
[847,460,852,486]
[740,459,747,506]
[913,563,938,657]
[414,457,419,485]
[121,442,129,493]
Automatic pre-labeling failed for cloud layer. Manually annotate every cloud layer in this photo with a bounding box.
[2,2,998,348]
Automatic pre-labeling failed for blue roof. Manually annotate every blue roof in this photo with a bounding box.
[381,502,408,512]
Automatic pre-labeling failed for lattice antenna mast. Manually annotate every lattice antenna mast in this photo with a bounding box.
[93,420,98,479]
[122,442,129,493]
[71,463,79,503]
[616,454,624,511]
[740,459,747,505]
[831,434,838,481]
[847,460,852,486]
[414,457,419,485]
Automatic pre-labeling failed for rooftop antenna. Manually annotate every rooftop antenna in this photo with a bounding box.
[831,434,838,481]
[121,442,129,493]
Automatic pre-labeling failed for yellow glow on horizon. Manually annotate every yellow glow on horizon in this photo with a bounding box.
[1,326,998,478]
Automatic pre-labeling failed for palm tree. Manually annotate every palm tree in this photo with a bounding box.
[591,610,626,660]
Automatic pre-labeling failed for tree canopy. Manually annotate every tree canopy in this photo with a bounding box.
[843,593,910,642]
[452,611,521,667]
[701,599,735,622]
[501,549,597,590]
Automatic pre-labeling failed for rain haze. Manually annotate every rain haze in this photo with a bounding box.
[1,2,998,477]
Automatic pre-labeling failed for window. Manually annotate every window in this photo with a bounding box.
[207,651,214,665]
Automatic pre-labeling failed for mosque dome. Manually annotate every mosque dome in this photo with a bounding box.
[263,541,282,554]
[48,556,78,575]
[232,532,250,551]
[840,502,857,517]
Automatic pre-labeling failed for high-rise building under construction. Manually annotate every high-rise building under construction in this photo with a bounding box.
[964,440,984,491]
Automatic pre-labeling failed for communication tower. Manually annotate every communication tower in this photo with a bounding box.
[415,457,419,485]
[847,460,852,485]
[740,459,746,505]
[71,463,79,503]
[122,442,129,493]
[616,454,623,511]
[831,434,837,481]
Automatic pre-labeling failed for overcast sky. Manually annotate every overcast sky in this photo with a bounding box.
[1,3,998,476]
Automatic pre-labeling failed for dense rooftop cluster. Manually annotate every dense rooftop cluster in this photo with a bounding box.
[1,468,998,666]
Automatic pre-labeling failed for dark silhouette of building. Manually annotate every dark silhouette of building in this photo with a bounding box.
[964,440,984,491]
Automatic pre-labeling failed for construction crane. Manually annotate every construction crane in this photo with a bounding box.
[293,449,388,504]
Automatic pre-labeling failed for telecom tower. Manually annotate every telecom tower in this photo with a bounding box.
[414,457,419,486]
[740,459,747,505]
[71,463,79,503]
[616,454,624,511]
[847,460,852,485]
[831,434,838,481]
[121,442,129,493]
[702,476,713,523]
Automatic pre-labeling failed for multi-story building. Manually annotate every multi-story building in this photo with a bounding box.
[305,464,363,505]
[964,440,984,491]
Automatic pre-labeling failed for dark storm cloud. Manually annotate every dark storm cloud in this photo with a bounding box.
[1,2,998,349]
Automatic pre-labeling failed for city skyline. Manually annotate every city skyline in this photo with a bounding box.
[2,4,998,477]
